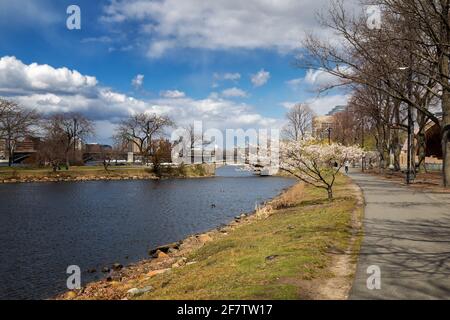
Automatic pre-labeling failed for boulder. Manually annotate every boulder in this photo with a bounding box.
[148,242,181,256]
[147,268,171,277]
[127,286,153,297]
[197,234,212,244]
[155,250,169,260]
[171,257,188,268]
[112,263,123,271]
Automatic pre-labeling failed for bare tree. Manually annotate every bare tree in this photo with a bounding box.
[38,117,67,172]
[282,103,315,141]
[46,113,94,168]
[299,0,450,184]
[0,99,39,166]
[115,112,174,165]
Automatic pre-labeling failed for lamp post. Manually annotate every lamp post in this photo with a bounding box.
[326,127,332,145]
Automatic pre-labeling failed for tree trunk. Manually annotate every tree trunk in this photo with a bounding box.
[439,3,450,187]
[327,187,333,200]
[392,129,401,171]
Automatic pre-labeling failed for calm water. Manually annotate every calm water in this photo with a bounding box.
[0,166,294,299]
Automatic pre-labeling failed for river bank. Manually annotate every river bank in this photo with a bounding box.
[0,164,215,184]
[57,175,363,300]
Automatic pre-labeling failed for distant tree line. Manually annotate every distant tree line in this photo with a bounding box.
[0,98,174,172]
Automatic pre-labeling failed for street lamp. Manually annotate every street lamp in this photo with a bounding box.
[326,127,332,145]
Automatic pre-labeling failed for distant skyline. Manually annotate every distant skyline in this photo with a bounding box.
[0,0,360,143]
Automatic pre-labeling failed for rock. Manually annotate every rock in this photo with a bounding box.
[186,261,197,266]
[265,255,279,261]
[101,267,110,273]
[147,268,171,277]
[152,250,169,260]
[287,225,295,230]
[127,286,153,297]
[171,257,188,268]
[112,263,123,271]
[240,213,247,218]
[197,234,212,244]
[66,291,77,299]
[106,272,122,282]
[148,242,180,256]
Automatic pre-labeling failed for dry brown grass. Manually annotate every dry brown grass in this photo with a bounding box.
[271,183,305,209]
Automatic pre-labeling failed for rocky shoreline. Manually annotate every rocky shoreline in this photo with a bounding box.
[0,174,159,184]
[56,183,295,300]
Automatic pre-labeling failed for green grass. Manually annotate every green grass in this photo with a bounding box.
[130,175,359,300]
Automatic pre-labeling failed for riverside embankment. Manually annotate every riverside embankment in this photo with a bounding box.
[0,166,295,299]
[0,163,215,184]
[58,174,363,300]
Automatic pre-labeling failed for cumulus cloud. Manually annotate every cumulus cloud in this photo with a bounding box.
[0,56,279,139]
[305,94,350,115]
[0,56,97,94]
[251,69,270,87]
[131,74,144,89]
[160,90,186,99]
[221,87,248,98]
[100,0,362,57]
[304,68,350,88]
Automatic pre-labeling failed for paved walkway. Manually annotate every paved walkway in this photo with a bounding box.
[349,171,450,299]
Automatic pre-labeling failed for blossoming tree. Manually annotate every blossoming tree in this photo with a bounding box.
[280,139,364,200]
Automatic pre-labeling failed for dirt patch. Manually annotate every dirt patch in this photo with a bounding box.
[281,181,364,300]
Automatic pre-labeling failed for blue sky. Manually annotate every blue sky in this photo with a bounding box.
[0,0,355,143]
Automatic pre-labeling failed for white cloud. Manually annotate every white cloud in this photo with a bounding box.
[304,68,350,88]
[131,74,144,88]
[221,87,248,98]
[100,0,362,57]
[305,94,350,115]
[0,56,281,142]
[212,72,241,88]
[160,90,186,99]
[251,69,270,87]
[147,40,176,58]
[223,73,241,81]
[286,78,303,91]
[0,56,97,94]
[280,101,297,109]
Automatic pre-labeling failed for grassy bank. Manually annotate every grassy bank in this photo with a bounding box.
[61,175,363,300]
[0,164,215,183]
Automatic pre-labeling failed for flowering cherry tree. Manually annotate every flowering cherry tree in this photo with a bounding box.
[280,139,364,200]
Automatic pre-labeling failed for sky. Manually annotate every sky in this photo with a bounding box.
[0,0,359,144]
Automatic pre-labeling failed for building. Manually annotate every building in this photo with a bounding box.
[327,105,347,116]
[312,115,335,139]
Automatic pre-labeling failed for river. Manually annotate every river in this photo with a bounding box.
[0,166,295,299]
